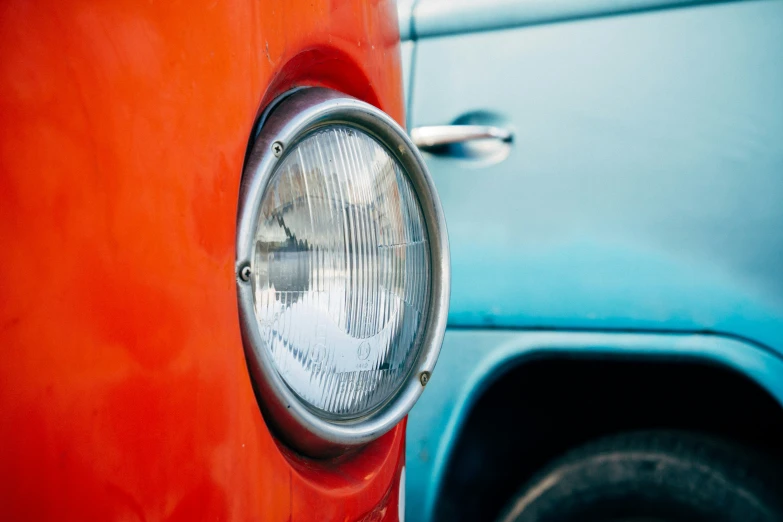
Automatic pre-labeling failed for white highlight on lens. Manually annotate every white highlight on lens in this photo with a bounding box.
[252,125,430,419]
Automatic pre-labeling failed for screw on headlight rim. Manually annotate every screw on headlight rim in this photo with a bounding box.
[239,264,252,282]
[420,371,431,386]
[272,141,284,157]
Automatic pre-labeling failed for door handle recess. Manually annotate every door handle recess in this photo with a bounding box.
[410,125,513,151]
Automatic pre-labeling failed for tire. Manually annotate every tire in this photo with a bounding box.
[497,431,783,522]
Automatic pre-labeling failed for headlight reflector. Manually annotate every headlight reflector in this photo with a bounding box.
[252,125,430,418]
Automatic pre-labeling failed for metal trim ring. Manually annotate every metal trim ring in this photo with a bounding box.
[236,87,450,457]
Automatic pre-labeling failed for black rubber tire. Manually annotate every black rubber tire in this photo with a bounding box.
[497,431,783,522]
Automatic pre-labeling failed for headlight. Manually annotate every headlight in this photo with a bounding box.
[236,88,449,456]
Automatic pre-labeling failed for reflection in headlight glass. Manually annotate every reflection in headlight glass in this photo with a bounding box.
[252,125,430,419]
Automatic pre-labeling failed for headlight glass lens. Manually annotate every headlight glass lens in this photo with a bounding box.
[252,125,430,419]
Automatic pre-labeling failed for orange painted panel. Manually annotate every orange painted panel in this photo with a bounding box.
[0,0,405,520]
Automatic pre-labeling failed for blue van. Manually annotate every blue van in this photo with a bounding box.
[400,0,783,520]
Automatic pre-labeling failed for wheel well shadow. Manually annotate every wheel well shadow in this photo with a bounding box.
[436,357,783,522]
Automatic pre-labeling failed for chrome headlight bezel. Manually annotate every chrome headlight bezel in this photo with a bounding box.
[236,87,450,456]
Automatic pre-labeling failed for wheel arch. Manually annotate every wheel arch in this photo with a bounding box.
[411,330,783,522]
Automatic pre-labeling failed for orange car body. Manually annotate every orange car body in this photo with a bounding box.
[0,0,406,520]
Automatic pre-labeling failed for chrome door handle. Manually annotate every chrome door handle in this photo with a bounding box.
[410,125,513,150]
